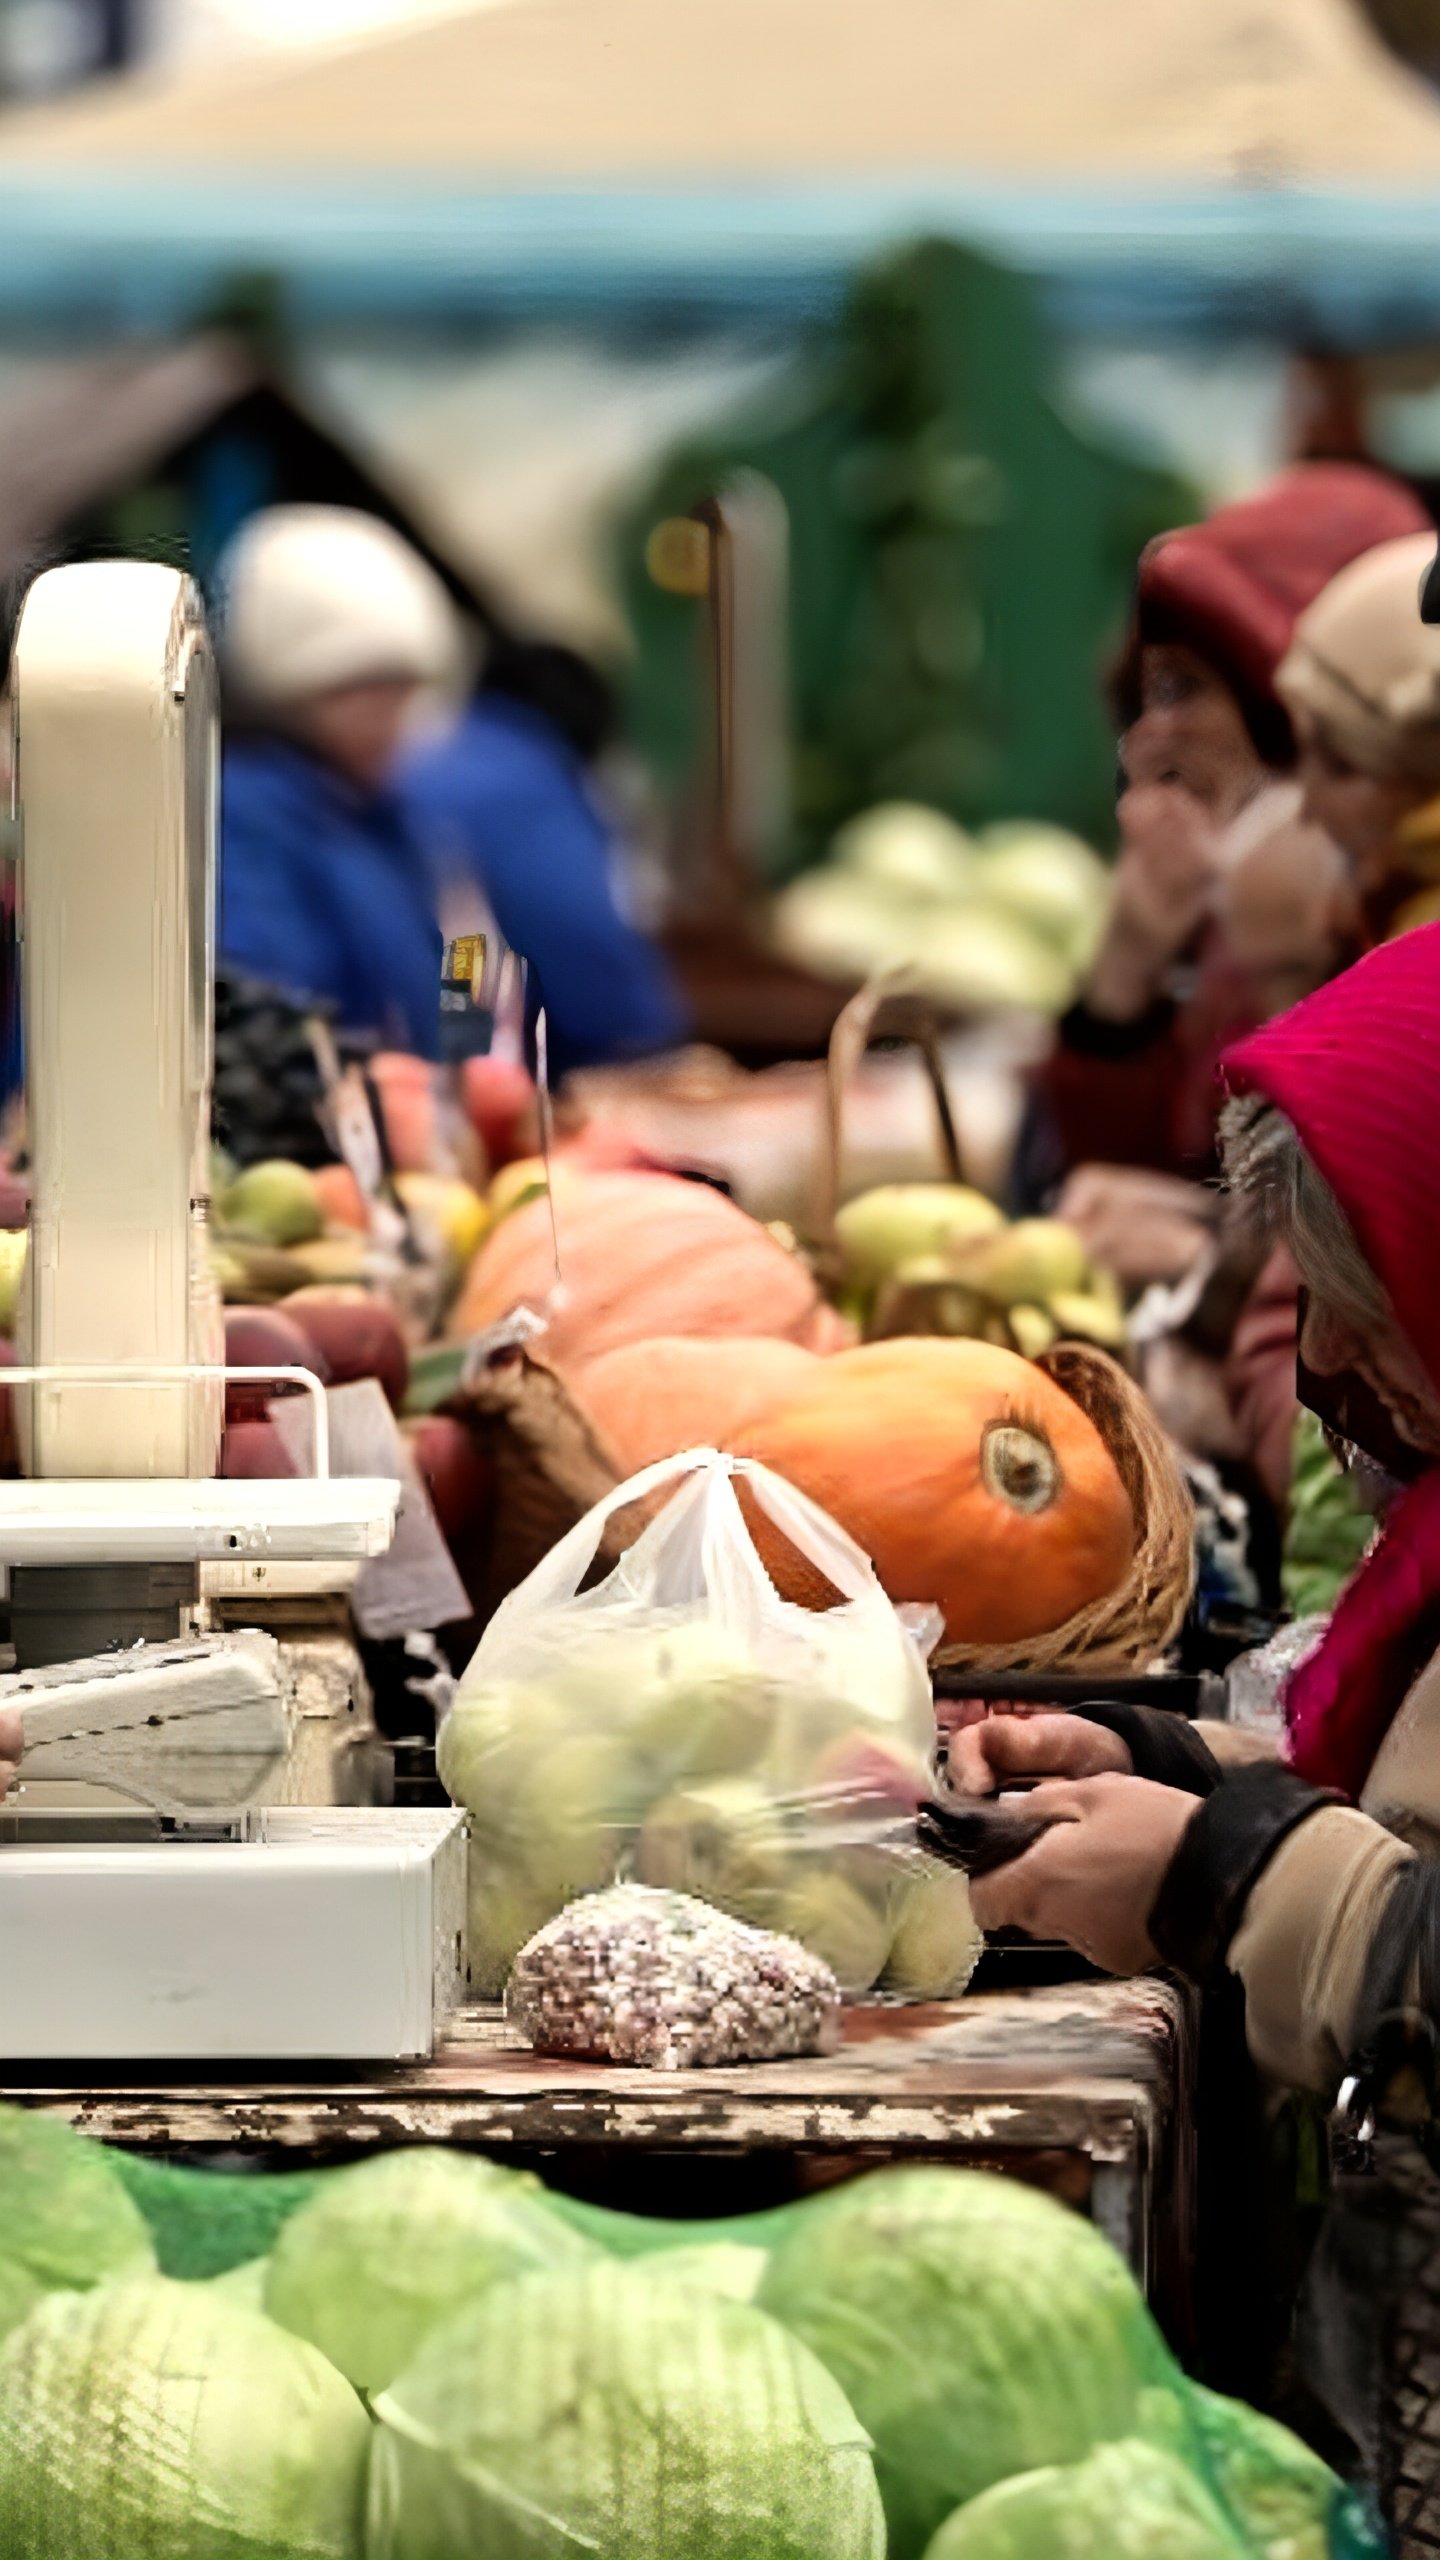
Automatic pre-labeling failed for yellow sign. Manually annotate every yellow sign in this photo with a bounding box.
[645,518,711,599]
[443,935,486,999]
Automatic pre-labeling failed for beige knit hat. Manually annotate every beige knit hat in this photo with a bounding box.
[1277,531,1440,790]
[218,505,464,713]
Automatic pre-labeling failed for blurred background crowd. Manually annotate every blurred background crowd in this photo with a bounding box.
[7,0,1440,1627]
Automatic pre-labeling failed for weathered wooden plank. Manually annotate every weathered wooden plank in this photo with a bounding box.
[1,1980,1189,2163]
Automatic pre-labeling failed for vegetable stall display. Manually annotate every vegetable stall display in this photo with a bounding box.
[0,2111,1377,2560]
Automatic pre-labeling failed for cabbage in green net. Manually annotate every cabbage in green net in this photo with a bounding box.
[208,2259,271,2312]
[368,2258,887,2560]
[264,2147,598,2393]
[758,2167,1179,2560]
[640,2241,769,2303]
[1187,2386,1340,2560]
[920,2439,1250,2559]
[0,2257,44,2349]
[0,2274,372,2560]
[0,2105,154,2292]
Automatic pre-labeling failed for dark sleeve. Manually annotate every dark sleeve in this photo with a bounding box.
[1071,1700,1225,1797]
[1148,1763,1341,1984]
[1033,996,1190,1179]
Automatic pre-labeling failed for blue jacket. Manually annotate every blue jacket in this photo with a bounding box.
[399,698,690,1082]
[220,737,444,1058]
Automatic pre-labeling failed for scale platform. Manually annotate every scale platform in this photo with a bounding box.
[0,1806,467,2064]
[0,1476,401,1566]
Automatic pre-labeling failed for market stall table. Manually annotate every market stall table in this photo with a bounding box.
[5,1974,1196,2330]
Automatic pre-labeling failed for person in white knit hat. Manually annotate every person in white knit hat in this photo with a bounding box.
[218,504,690,1081]
[217,505,466,1057]
[1278,529,1440,948]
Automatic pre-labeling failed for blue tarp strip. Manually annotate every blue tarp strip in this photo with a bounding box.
[2,175,1440,340]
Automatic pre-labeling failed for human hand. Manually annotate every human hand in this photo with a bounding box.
[968,1774,1200,1973]
[0,1705,20,1801]
[1084,780,1221,1021]
[942,1707,1133,1799]
[1054,1164,1215,1291]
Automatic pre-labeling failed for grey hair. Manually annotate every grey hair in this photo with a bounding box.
[1218,1093,1389,1326]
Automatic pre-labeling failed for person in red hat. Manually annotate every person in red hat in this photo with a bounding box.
[1028,464,1431,1288]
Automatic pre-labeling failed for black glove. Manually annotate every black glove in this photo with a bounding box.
[1071,1698,1225,1798]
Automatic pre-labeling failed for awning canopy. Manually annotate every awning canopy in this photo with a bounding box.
[3,0,1439,185]
[4,0,1440,342]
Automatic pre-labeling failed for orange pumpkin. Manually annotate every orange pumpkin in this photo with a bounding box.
[573,1336,824,1477]
[739,1338,1135,1647]
[447,1168,850,1368]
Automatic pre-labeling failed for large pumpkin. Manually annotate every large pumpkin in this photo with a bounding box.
[739,1338,1135,1647]
[448,1169,849,1369]
[572,1336,824,1478]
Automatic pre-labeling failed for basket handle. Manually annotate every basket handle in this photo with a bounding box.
[812,967,965,1253]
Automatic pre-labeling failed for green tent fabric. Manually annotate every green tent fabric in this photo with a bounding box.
[620,237,1197,870]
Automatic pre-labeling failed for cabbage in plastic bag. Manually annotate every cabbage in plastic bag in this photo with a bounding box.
[442,1454,963,2001]
[368,2258,887,2560]
[264,2147,597,2392]
[758,2167,1179,2560]
[0,2104,154,2292]
[920,2438,1249,2559]
[0,2274,371,2560]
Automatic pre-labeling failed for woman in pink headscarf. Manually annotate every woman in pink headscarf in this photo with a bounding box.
[952,922,1440,2099]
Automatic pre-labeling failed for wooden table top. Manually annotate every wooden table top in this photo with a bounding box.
[4,1975,1192,2162]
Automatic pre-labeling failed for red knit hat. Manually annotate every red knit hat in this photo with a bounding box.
[1113,464,1433,740]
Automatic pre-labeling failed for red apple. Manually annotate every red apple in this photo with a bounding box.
[405,1413,495,1545]
[370,1052,437,1175]
[462,1055,537,1170]
[312,1163,368,1232]
[221,1418,298,1479]
[0,1172,29,1230]
[224,1308,328,1425]
[809,1731,927,1823]
[284,1296,409,1411]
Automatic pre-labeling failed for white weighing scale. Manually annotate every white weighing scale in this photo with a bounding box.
[0,562,464,2064]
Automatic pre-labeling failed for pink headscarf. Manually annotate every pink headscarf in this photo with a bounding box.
[1225,922,1440,1796]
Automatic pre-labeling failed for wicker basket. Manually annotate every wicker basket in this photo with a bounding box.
[448,1336,1194,1674]
[441,1348,637,1625]
[935,1340,1195,1678]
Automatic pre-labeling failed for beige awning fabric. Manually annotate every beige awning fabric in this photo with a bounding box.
[3,0,1440,186]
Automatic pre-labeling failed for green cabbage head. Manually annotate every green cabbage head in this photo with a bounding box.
[368,2258,886,2560]
[0,2104,154,2291]
[758,2167,1178,2559]
[264,2146,597,2393]
[0,2274,371,2560]
[921,2439,1249,2559]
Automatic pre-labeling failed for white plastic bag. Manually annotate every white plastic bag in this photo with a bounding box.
[440,1450,979,2002]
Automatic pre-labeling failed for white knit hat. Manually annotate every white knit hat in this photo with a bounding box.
[1278,531,1440,789]
[218,505,464,712]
